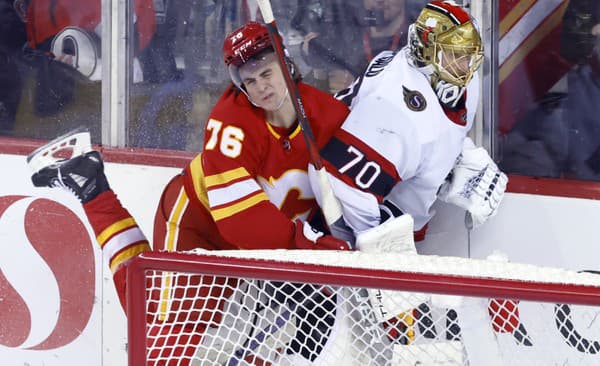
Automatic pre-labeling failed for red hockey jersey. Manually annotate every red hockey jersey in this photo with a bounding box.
[179,82,349,251]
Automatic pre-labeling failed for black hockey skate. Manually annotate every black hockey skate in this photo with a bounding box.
[28,129,109,203]
[31,150,110,203]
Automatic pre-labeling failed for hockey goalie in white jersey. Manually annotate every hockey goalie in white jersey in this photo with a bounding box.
[308,0,508,344]
[312,0,507,246]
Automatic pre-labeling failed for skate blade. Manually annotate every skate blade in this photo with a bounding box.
[27,128,92,173]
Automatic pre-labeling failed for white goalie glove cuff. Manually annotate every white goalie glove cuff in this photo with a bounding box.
[438,138,508,228]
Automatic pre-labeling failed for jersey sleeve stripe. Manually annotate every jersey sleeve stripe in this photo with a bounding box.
[103,227,148,263]
[336,128,400,179]
[108,241,150,273]
[211,192,269,221]
[207,178,263,207]
[188,154,210,209]
[97,217,138,247]
[205,167,251,188]
[320,130,400,199]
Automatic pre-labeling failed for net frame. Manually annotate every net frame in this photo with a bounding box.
[127,250,600,365]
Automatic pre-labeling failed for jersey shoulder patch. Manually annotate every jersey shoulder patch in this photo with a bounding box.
[402,86,427,112]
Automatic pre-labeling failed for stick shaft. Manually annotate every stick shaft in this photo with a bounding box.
[256,0,353,245]
[256,0,323,170]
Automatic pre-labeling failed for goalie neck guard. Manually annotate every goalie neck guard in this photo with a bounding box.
[408,1,483,87]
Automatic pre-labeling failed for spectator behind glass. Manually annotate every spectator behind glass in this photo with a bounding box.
[0,0,26,135]
[560,0,600,180]
[292,0,423,94]
[500,0,600,181]
[5,0,155,142]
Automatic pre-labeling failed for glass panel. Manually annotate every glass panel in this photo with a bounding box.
[126,0,431,152]
[498,0,600,182]
[1,0,102,142]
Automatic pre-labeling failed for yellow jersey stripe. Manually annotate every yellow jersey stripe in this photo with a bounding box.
[205,167,251,188]
[266,121,302,139]
[212,192,269,221]
[289,123,302,139]
[164,188,189,252]
[108,241,150,273]
[188,154,210,209]
[97,217,137,248]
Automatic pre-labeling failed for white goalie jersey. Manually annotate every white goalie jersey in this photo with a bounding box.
[313,48,480,234]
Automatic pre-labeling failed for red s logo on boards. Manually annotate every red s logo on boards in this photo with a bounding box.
[0,196,95,350]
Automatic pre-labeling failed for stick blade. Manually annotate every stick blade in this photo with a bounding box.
[27,128,92,173]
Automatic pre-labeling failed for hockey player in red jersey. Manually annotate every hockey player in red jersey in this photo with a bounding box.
[29,20,351,365]
[154,21,350,254]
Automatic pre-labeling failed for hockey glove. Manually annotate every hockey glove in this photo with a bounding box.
[438,138,508,228]
[293,220,350,251]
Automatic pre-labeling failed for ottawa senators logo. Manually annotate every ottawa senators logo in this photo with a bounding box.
[402,86,427,112]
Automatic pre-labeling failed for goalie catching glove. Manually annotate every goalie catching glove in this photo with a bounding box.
[438,138,508,228]
[293,220,350,251]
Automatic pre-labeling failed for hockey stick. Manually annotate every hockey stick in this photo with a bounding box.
[255,0,352,243]
[228,307,294,366]
[227,282,335,365]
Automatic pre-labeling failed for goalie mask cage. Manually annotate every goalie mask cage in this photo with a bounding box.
[127,250,600,366]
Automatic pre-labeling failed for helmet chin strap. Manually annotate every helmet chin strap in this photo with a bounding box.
[273,87,290,111]
[244,85,290,111]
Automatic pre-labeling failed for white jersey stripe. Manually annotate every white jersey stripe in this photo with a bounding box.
[103,227,147,267]
[207,178,262,208]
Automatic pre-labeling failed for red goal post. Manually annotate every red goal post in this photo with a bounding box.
[127,250,600,366]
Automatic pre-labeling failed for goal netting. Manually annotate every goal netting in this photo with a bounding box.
[126,250,600,366]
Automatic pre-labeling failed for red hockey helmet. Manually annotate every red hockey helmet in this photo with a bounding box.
[222,21,276,88]
[223,21,272,67]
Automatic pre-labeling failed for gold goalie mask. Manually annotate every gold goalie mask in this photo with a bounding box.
[409,1,483,87]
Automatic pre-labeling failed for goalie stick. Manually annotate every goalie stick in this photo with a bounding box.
[255,0,353,245]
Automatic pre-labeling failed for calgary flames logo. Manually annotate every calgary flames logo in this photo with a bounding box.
[0,196,95,350]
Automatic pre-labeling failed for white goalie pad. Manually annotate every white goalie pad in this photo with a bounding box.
[27,128,92,173]
[355,215,428,322]
[355,214,416,255]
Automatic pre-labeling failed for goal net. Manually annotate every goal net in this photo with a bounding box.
[126,250,600,366]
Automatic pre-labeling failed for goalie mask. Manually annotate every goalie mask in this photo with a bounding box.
[408,1,483,87]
